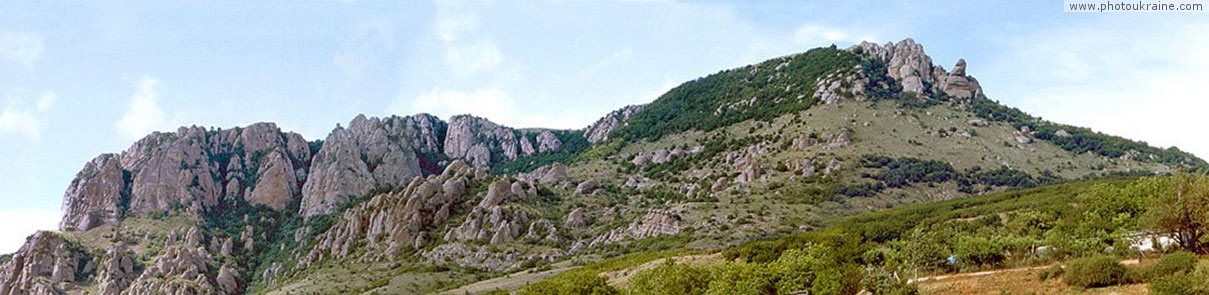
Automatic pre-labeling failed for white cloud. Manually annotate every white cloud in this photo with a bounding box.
[115,77,170,141]
[0,91,56,139]
[432,0,505,76]
[985,20,1209,159]
[0,32,43,68]
[0,208,59,253]
[400,87,518,124]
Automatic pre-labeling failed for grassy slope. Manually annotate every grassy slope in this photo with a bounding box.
[567,97,1168,250]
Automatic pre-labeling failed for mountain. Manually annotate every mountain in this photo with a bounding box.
[0,38,1202,294]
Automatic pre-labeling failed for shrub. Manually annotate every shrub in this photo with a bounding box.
[1037,264,1064,281]
[703,262,777,295]
[519,271,619,295]
[862,267,918,295]
[1148,251,1198,279]
[1064,255,1127,288]
[1150,260,1209,295]
[1150,274,1197,295]
[627,259,711,295]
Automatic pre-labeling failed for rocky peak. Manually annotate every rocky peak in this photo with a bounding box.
[59,153,128,232]
[444,115,516,167]
[299,114,430,218]
[938,58,984,100]
[853,38,935,94]
[850,38,984,100]
[584,104,646,144]
[60,123,312,232]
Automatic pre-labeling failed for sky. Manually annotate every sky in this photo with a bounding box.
[0,0,1206,253]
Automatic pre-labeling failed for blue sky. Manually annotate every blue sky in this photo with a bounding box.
[1,0,1206,252]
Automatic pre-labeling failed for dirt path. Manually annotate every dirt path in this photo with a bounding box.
[908,259,1141,284]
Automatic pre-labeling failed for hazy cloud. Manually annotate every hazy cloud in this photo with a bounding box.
[400,87,517,123]
[0,208,59,253]
[333,20,397,78]
[433,0,504,76]
[0,32,43,68]
[0,91,56,139]
[115,77,169,141]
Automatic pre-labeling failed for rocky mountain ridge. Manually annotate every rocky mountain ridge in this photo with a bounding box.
[2,38,1204,294]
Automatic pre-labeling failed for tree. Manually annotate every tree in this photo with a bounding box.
[1144,173,1209,254]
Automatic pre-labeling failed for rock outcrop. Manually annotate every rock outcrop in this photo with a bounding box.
[58,123,311,229]
[584,104,646,144]
[590,210,683,246]
[853,38,935,94]
[301,161,476,266]
[937,59,984,100]
[95,247,136,295]
[0,231,88,295]
[444,115,518,167]
[850,38,984,101]
[300,115,426,218]
[59,154,128,232]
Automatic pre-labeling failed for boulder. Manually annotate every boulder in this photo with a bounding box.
[574,180,598,196]
[564,208,587,229]
[538,163,568,184]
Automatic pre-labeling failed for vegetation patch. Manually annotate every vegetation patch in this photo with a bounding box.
[613,46,859,142]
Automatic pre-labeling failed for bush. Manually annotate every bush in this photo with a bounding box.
[1064,255,1127,288]
[518,271,619,295]
[1149,251,1198,279]
[703,262,777,295]
[1150,260,1209,295]
[1150,274,1198,295]
[627,259,711,295]
[1037,264,1064,281]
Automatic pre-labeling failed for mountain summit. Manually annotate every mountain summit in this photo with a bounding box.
[0,38,1201,294]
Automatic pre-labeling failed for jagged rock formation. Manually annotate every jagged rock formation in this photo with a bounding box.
[301,160,477,266]
[300,115,429,218]
[937,59,984,99]
[95,247,136,295]
[851,38,984,100]
[0,231,87,295]
[9,37,1203,295]
[585,104,646,143]
[445,177,536,244]
[59,123,313,232]
[125,229,222,295]
[59,154,127,232]
[443,115,567,169]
